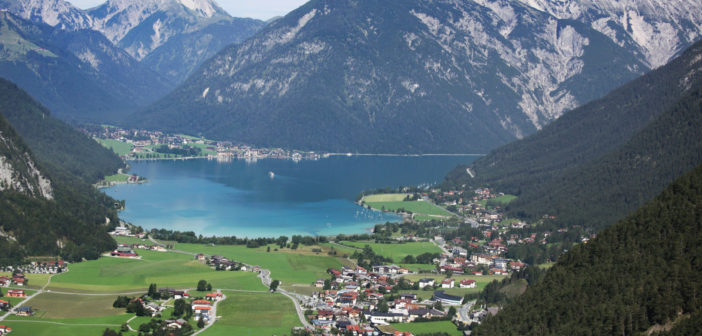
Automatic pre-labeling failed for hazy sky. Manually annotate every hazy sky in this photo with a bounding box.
[68,0,309,20]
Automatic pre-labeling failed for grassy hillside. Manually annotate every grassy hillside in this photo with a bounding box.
[474,164,702,335]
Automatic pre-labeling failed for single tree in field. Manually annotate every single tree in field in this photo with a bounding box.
[270,280,280,292]
[197,280,207,291]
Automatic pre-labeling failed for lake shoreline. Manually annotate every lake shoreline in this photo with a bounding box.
[104,156,477,238]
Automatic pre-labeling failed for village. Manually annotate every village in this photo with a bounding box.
[82,125,324,162]
[0,185,568,336]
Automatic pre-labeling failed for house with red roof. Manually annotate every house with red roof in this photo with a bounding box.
[441,278,455,288]
[460,279,476,288]
[6,290,25,298]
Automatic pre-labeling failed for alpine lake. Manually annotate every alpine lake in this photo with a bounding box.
[105,155,478,237]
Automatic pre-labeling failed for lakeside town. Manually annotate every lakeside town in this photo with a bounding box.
[72,184,560,336]
[81,125,325,162]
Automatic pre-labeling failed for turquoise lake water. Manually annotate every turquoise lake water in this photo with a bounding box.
[104,155,478,237]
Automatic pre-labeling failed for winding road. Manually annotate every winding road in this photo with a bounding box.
[148,235,314,330]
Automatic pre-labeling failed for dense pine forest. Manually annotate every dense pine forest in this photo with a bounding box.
[0,78,122,264]
[474,164,702,335]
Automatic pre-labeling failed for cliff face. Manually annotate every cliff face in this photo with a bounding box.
[0,113,52,200]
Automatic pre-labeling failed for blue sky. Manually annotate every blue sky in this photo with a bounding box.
[68,0,309,20]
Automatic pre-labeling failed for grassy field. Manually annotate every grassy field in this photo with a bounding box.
[339,241,442,262]
[399,263,437,272]
[2,315,138,336]
[362,193,409,202]
[365,200,453,217]
[173,243,344,285]
[491,194,518,204]
[401,274,507,297]
[0,272,51,289]
[202,291,301,336]
[97,139,134,156]
[49,249,264,292]
[391,320,462,336]
[0,322,121,336]
[114,236,148,245]
[413,215,442,222]
[104,173,130,183]
[23,293,125,319]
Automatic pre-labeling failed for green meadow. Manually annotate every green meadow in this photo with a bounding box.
[96,139,134,156]
[362,193,409,202]
[103,173,130,183]
[173,243,345,285]
[202,291,301,336]
[49,249,264,292]
[340,241,442,262]
[365,199,453,217]
[21,293,126,319]
[0,272,51,289]
[400,274,508,298]
[391,320,462,336]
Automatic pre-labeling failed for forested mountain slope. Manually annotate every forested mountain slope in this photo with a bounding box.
[0,78,121,263]
[0,78,123,183]
[474,163,702,335]
[445,39,702,230]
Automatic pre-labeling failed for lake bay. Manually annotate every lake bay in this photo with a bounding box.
[105,155,478,237]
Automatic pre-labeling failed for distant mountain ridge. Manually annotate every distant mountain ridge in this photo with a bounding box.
[133,0,702,153]
[1,0,265,83]
[0,11,171,122]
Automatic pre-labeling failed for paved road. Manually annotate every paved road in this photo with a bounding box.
[0,273,57,322]
[457,300,476,324]
[151,240,314,330]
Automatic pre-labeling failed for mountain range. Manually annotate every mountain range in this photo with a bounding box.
[0,0,264,121]
[133,0,702,153]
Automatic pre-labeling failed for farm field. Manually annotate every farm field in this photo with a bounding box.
[0,321,121,336]
[399,263,437,272]
[340,241,442,262]
[173,243,345,285]
[401,274,507,297]
[114,236,148,245]
[20,293,125,319]
[49,249,264,292]
[96,139,134,156]
[391,320,462,336]
[202,291,301,336]
[0,272,51,289]
[103,173,129,183]
[365,200,453,217]
[361,193,409,202]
